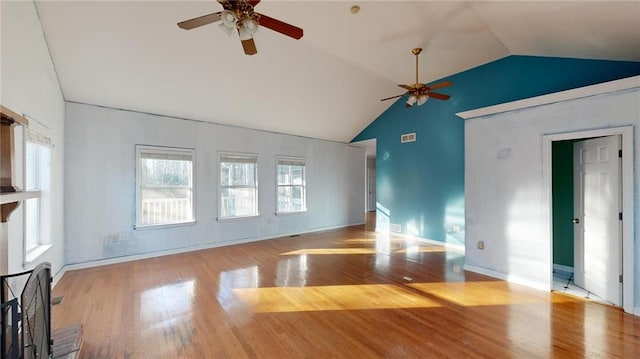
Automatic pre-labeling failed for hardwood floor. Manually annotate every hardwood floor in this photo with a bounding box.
[52,221,640,358]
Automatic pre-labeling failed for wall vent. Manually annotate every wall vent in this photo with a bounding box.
[401,133,416,143]
[390,223,402,233]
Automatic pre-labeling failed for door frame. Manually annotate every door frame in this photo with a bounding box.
[366,157,376,212]
[543,126,634,314]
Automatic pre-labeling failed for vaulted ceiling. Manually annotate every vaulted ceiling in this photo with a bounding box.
[32,0,640,142]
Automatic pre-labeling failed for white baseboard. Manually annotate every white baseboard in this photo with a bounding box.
[463,264,508,281]
[62,222,364,273]
[52,267,66,288]
[463,264,549,291]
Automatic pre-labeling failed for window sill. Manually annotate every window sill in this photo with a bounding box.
[24,244,53,267]
[276,210,307,216]
[134,220,196,231]
[217,214,261,222]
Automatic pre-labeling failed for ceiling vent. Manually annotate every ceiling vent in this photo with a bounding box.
[401,133,416,143]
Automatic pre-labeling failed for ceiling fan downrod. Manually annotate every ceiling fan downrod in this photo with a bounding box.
[412,47,422,88]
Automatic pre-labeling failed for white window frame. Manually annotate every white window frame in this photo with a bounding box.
[276,156,307,215]
[23,131,53,264]
[135,145,196,229]
[218,152,259,220]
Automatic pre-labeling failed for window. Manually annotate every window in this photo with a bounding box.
[219,153,259,219]
[24,138,52,261]
[277,157,306,213]
[136,146,195,228]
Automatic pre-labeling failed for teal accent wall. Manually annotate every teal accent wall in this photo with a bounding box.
[352,55,640,245]
[552,141,575,267]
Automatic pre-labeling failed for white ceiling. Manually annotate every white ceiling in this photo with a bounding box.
[32,0,640,142]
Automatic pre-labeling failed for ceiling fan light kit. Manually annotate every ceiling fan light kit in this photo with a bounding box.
[382,47,452,107]
[177,0,304,56]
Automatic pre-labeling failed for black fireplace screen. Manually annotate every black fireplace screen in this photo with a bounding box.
[1,262,52,359]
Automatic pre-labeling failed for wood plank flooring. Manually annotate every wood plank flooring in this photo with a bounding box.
[52,222,640,358]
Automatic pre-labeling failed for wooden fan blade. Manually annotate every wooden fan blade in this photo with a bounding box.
[257,13,303,39]
[425,81,452,91]
[427,92,451,100]
[178,12,222,30]
[380,94,406,101]
[248,0,261,6]
[241,37,258,55]
[398,84,413,91]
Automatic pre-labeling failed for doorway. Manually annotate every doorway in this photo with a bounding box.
[365,156,376,231]
[551,135,622,306]
[366,156,376,212]
[545,126,633,314]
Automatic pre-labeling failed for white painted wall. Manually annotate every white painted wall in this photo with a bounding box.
[1,1,66,275]
[464,85,639,312]
[64,102,365,264]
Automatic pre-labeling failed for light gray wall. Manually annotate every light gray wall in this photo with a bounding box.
[465,87,639,311]
[64,102,365,264]
[1,1,66,276]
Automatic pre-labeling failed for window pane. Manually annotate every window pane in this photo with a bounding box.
[221,162,257,187]
[221,188,257,217]
[291,186,304,211]
[277,166,289,185]
[25,198,40,251]
[141,159,191,187]
[221,164,231,186]
[277,187,291,212]
[291,166,304,185]
[140,188,193,225]
[25,143,39,190]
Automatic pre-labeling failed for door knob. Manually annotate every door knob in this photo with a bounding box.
[572,218,580,224]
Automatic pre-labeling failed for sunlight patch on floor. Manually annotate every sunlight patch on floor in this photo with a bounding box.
[232,284,442,313]
[407,281,584,306]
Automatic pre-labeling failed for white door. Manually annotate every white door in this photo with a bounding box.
[367,167,376,212]
[573,135,622,305]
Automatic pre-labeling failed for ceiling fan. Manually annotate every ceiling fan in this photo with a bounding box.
[177,0,303,56]
[381,48,452,107]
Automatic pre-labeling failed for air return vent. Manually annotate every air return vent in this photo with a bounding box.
[390,223,402,233]
[401,133,416,143]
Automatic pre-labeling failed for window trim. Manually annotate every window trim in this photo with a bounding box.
[218,152,260,221]
[135,145,196,229]
[276,156,307,215]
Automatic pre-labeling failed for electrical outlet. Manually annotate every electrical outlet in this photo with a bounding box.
[477,241,484,250]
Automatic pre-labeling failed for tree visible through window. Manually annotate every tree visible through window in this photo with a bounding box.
[136,146,194,227]
[277,157,306,213]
